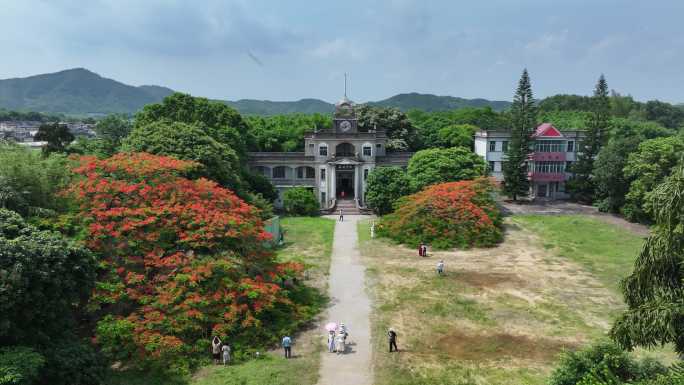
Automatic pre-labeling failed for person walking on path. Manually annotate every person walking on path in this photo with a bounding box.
[335,332,345,354]
[211,336,222,364]
[221,343,231,365]
[282,335,292,359]
[422,244,428,257]
[388,328,398,352]
[418,243,424,257]
[339,209,344,222]
[328,331,336,353]
[436,260,445,275]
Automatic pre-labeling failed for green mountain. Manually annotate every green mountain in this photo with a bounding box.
[0,68,174,115]
[368,92,511,112]
[0,69,511,116]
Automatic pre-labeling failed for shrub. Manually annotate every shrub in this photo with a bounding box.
[377,178,502,249]
[407,147,487,191]
[282,187,319,216]
[0,346,44,385]
[549,340,667,385]
[40,339,105,385]
[64,153,309,370]
[364,167,413,215]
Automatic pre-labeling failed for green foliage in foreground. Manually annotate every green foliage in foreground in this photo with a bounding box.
[282,187,319,216]
[612,164,684,355]
[0,346,45,385]
[549,340,668,385]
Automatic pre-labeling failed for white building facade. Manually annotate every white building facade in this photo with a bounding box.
[474,123,585,199]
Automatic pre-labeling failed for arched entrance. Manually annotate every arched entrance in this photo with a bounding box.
[335,143,355,157]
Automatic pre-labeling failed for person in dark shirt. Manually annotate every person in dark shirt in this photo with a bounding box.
[388,328,398,352]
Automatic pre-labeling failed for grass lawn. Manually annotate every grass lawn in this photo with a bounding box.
[358,215,668,385]
[104,216,335,385]
[509,215,646,292]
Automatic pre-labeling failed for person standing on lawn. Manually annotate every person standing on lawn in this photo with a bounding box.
[422,244,428,257]
[339,208,344,222]
[437,260,445,275]
[388,328,398,352]
[211,336,222,364]
[282,335,292,359]
[418,243,424,257]
[221,343,231,365]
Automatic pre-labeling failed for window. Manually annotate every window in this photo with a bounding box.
[364,169,369,180]
[502,141,509,152]
[534,140,565,152]
[489,141,496,152]
[297,167,315,179]
[566,141,574,152]
[321,192,326,205]
[363,146,372,156]
[273,166,287,179]
[533,161,565,173]
[489,161,495,172]
[320,169,326,181]
[319,144,328,156]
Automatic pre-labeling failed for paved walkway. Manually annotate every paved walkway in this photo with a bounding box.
[317,215,372,385]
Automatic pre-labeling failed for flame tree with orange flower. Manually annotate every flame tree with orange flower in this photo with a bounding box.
[64,153,311,372]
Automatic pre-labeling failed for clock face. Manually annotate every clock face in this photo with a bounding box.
[340,120,352,132]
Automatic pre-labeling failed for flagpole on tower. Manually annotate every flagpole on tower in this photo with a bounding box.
[344,73,348,98]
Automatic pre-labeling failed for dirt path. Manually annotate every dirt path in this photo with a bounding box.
[316,215,372,385]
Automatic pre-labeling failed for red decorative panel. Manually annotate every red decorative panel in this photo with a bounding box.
[530,172,566,182]
[533,152,567,161]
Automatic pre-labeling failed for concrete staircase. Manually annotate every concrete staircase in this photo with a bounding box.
[335,198,362,215]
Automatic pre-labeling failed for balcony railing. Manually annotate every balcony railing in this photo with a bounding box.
[528,172,565,182]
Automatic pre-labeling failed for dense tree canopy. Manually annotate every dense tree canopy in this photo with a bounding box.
[356,105,418,151]
[246,113,331,152]
[407,146,487,191]
[64,153,307,369]
[122,120,243,191]
[0,209,97,346]
[437,123,478,149]
[377,179,502,249]
[622,136,684,223]
[0,143,72,216]
[364,167,413,215]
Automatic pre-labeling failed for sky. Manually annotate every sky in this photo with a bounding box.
[1,0,683,103]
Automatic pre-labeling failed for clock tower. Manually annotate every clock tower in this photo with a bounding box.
[333,96,358,133]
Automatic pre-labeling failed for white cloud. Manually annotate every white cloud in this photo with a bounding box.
[308,38,367,61]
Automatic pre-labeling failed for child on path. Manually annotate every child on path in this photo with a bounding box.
[437,260,445,275]
[221,343,231,365]
[388,328,398,352]
[335,333,345,354]
[211,336,222,364]
[282,335,292,359]
[339,209,344,222]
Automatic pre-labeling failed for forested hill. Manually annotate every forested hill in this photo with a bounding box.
[0,68,512,116]
[0,68,174,115]
[368,93,511,112]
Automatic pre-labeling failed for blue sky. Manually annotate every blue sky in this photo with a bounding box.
[1,0,683,103]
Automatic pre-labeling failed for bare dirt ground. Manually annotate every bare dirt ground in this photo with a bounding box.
[500,201,650,236]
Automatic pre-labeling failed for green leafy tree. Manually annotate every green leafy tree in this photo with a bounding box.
[0,346,45,385]
[91,114,132,155]
[611,163,684,354]
[437,123,478,149]
[121,120,243,191]
[568,75,610,202]
[621,136,684,223]
[356,105,418,151]
[643,100,684,129]
[407,147,487,191]
[246,113,331,152]
[503,69,537,201]
[33,123,74,156]
[282,187,319,216]
[408,107,509,149]
[0,209,97,347]
[135,92,253,158]
[594,119,674,213]
[364,167,413,215]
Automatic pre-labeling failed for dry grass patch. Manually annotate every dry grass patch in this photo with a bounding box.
[359,216,652,385]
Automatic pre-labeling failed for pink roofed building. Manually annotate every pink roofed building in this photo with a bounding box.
[474,123,586,200]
